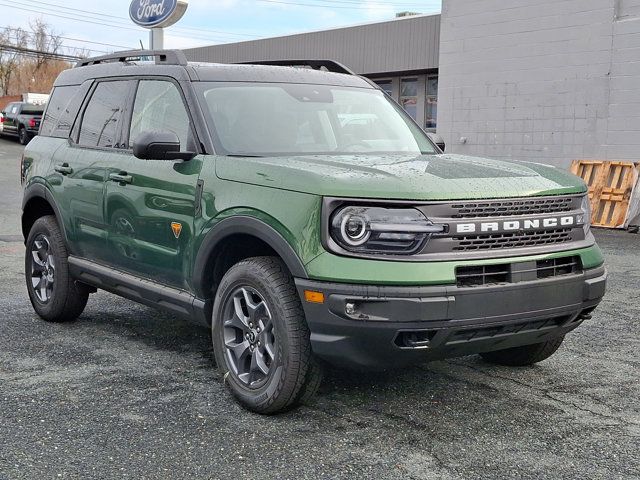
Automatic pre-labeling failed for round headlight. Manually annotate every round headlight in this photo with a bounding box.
[340,213,370,246]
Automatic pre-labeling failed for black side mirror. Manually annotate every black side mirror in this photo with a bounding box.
[132,131,196,161]
[426,132,445,152]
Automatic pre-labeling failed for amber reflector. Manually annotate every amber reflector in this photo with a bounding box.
[304,290,325,304]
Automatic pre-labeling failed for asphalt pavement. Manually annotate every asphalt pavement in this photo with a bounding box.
[0,137,638,479]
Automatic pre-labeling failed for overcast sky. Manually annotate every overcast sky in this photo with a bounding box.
[1,0,441,57]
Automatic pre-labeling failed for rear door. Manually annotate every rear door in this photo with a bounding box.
[49,79,136,262]
[104,77,203,290]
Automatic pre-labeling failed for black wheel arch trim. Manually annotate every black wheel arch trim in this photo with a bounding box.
[192,216,308,298]
[21,183,71,251]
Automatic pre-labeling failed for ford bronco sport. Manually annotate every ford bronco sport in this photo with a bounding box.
[21,50,606,414]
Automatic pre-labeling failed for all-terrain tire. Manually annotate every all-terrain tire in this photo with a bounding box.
[480,336,565,366]
[212,256,322,414]
[25,215,89,322]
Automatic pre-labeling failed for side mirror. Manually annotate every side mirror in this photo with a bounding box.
[132,131,196,161]
[426,132,445,152]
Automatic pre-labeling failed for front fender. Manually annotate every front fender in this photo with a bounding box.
[192,214,309,299]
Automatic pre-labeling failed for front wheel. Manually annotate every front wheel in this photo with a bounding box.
[212,256,322,414]
[480,336,565,366]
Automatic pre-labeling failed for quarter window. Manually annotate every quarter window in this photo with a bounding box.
[129,80,192,151]
[78,81,130,148]
[40,85,81,138]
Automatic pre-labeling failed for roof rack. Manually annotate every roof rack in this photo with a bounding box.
[75,49,188,68]
[236,59,356,75]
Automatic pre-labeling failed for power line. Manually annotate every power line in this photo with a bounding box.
[1,26,134,50]
[255,0,428,10]
[26,0,262,38]
[0,43,80,61]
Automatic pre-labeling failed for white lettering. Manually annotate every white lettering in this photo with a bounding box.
[543,218,558,227]
[137,0,166,20]
[560,216,575,226]
[503,221,520,231]
[457,223,476,233]
[523,219,540,229]
[481,222,499,232]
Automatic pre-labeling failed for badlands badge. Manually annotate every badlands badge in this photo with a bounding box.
[171,222,182,239]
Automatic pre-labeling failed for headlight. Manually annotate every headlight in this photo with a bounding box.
[580,195,592,235]
[330,206,445,255]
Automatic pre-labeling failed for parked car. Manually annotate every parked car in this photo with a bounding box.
[20,50,606,414]
[0,110,4,133]
[1,102,44,145]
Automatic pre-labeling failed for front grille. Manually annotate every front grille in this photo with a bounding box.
[456,256,582,287]
[452,228,573,251]
[450,196,575,219]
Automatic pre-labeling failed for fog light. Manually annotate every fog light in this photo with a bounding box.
[345,302,356,315]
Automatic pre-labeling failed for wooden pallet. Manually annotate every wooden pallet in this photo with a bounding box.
[570,160,640,228]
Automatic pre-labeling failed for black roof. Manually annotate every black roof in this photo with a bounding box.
[55,49,372,89]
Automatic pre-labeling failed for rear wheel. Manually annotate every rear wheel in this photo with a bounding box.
[480,336,565,366]
[25,215,89,322]
[212,256,322,414]
[18,126,29,145]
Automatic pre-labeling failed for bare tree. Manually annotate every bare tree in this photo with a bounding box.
[29,19,63,74]
[0,27,28,95]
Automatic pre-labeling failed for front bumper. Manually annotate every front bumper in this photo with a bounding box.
[295,265,606,369]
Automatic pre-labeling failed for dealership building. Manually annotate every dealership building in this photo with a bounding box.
[184,0,640,170]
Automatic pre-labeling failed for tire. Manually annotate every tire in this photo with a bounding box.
[212,256,322,414]
[25,215,89,322]
[480,336,565,366]
[18,126,30,145]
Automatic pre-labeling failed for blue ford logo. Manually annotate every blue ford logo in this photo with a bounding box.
[130,0,178,27]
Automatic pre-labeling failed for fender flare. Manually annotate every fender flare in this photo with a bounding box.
[21,183,70,249]
[192,216,309,298]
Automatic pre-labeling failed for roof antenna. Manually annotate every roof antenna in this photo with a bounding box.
[139,39,145,50]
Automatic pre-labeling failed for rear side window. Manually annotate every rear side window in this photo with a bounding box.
[78,81,130,148]
[40,86,81,138]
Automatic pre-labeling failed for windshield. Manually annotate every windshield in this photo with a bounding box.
[196,82,436,156]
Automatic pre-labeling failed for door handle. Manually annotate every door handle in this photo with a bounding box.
[54,163,73,175]
[109,172,133,184]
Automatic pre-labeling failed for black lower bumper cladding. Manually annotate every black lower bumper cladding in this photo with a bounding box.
[296,265,606,369]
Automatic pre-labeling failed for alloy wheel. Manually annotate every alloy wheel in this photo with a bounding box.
[222,286,277,388]
[30,234,55,303]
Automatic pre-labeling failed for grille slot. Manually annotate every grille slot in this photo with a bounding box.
[450,196,574,219]
[456,264,510,287]
[456,256,582,287]
[452,228,573,251]
[536,256,582,279]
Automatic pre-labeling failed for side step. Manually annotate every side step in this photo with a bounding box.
[68,256,210,325]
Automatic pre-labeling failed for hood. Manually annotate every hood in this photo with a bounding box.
[215,153,586,200]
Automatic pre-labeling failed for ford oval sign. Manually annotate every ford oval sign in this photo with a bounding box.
[129,0,188,29]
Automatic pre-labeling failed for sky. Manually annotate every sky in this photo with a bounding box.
[0,0,441,58]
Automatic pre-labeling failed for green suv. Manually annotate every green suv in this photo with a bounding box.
[21,50,606,413]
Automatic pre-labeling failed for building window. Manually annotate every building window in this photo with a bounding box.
[425,75,438,130]
[400,78,418,120]
[375,79,392,97]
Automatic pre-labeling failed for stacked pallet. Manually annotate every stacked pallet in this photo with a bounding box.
[570,160,640,229]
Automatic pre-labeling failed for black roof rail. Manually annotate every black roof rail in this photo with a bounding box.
[236,59,356,75]
[75,49,188,68]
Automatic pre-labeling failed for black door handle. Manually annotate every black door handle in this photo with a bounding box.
[109,172,133,184]
[54,163,73,175]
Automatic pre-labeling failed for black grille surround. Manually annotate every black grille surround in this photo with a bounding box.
[321,194,592,261]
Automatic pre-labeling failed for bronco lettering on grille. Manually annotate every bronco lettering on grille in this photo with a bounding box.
[456,215,580,234]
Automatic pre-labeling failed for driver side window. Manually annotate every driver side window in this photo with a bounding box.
[129,80,192,151]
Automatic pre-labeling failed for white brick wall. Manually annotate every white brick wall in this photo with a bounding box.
[437,0,640,168]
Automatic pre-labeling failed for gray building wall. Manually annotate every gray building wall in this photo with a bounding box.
[437,0,640,168]
[183,14,440,76]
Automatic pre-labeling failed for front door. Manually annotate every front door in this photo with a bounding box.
[104,78,203,290]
